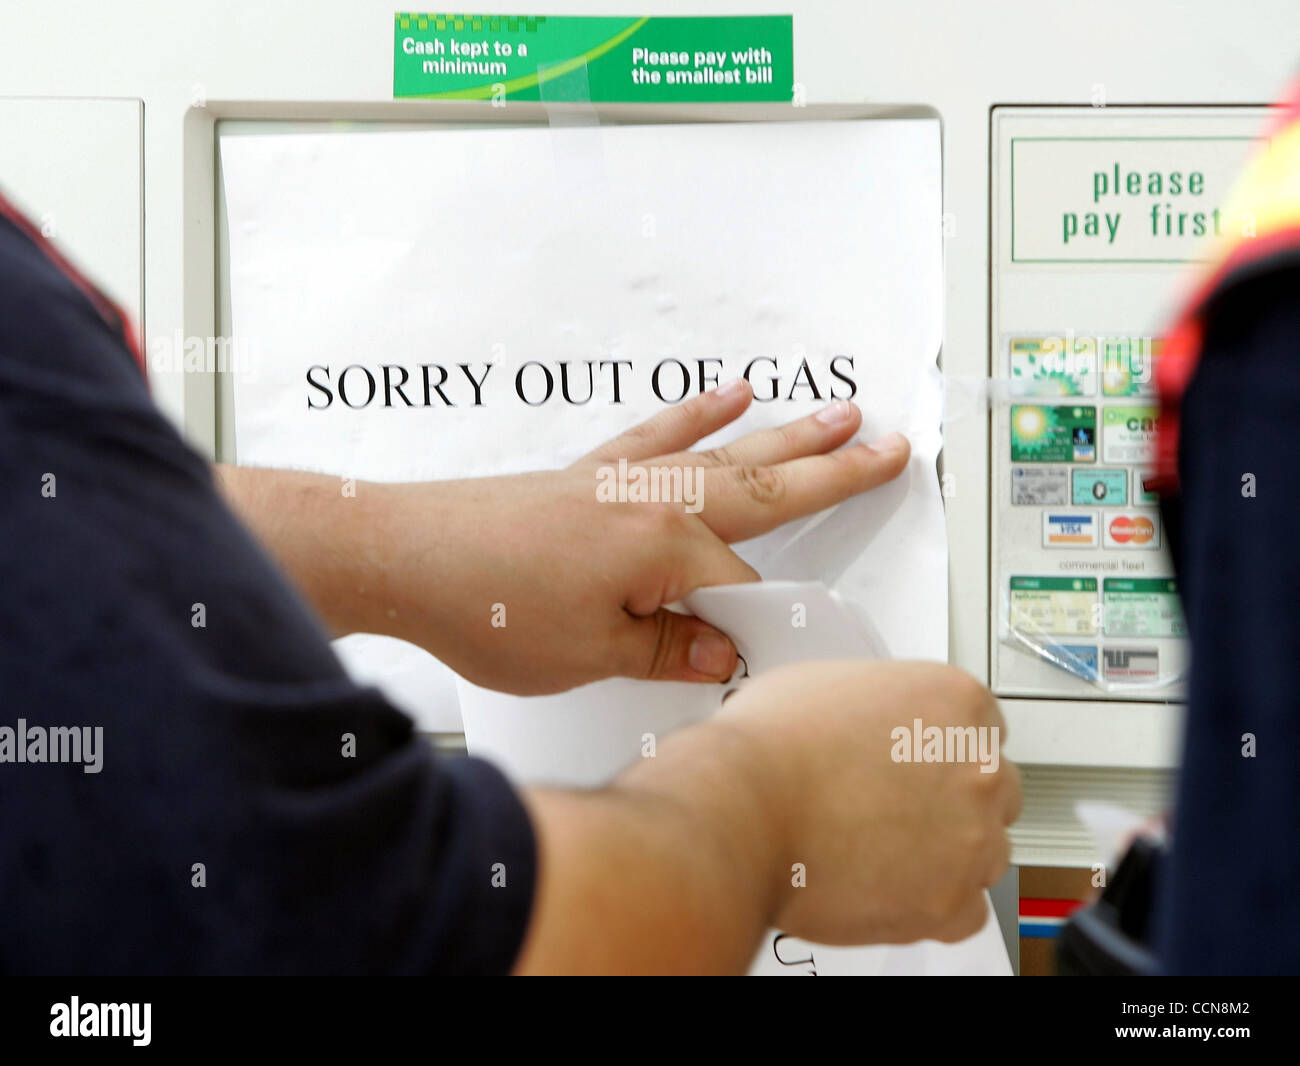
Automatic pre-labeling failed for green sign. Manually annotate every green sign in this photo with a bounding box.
[1103,577,1185,638]
[393,13,793,102]
[1011,576,1098,593]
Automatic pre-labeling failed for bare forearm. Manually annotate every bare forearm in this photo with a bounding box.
[512,721,785,975]
[213,464,395,638]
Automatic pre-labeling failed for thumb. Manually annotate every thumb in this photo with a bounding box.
[622,609,739,683]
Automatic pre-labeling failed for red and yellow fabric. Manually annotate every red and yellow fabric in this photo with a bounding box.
[0,187,145,377]
[1153,78,1300,495]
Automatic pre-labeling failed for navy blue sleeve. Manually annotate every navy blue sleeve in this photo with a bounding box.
[0,208,536,975]
[1155,266,1300,974]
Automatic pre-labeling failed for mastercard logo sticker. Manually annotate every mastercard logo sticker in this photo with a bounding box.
[1107,514,1157,546]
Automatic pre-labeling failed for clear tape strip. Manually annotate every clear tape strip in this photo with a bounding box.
[939,374,996,425]
[539,57,600,123]
[538,60,613,205]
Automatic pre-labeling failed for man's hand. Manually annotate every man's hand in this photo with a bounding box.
[716,661,1018,945]
[217,380,910,695]
[514,661,1021,973]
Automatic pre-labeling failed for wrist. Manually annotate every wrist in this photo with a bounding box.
[615,716,791,934]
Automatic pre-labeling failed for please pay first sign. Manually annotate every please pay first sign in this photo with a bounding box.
[1009,134,1264,263]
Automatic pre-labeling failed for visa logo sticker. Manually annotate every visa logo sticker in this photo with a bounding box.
[1042,511,1098,548]
[1104,511,1160,549]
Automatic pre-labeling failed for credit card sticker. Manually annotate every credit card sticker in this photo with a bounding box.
[1101,337,1160,397]
[1043,511,1099,548]
[1010,576,1098,637]
[1103,646,1159,682]
[1011,405,1096,463]
[1040,642,1100,682]
[1133,467,1160,505]
[1102,405,1158,464]
[1103,577,1185,638]
[1012,466,1069,505]
[1103,510,1161,549]
[1073,468,1128,506]
[1009,336,1097,397]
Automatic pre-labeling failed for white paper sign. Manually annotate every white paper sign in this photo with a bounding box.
[221,118,949,732]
